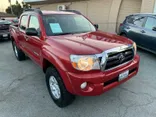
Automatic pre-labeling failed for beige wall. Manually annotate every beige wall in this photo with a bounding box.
[87,0,113,31]
[116,0,142,33]
[107,0,122,33]
[32,0,113,31]
[141,0,155,13]
[32,0,156,33]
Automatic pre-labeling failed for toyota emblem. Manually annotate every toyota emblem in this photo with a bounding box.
[118,53,125,63]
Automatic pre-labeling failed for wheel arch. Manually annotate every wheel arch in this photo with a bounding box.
[120,32,127,36]
[41,51,75,94]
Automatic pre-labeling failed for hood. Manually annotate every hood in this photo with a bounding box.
[47,31,133,55]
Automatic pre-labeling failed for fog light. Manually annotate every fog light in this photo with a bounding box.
[80,82,87,89]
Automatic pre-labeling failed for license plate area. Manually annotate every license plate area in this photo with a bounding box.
[3,34,8,37]
[119,70,129,81]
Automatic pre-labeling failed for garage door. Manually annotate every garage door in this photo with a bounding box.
[87,0,113,31]
[117,0,142,32]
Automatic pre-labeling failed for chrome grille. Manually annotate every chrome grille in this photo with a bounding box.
[97,45,135,71]
[0,30,9,33]
[105,49,134,70]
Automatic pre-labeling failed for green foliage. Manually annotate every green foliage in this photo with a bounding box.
[22,2,32,10]
[5,1,31,17]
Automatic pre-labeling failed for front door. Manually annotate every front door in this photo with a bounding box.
[18,15,29,53]
[126,15,146,47]
[141,16,156,52]
[26,15,43,65]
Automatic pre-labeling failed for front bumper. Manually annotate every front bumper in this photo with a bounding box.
[65,55,140,96]
[0,32,10,39]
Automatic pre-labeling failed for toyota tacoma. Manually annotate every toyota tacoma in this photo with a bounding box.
[10,9,140,108]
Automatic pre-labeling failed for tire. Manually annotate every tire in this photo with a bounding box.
[121,33,127,37]
[12,41,25,61]
[46,67,75,108]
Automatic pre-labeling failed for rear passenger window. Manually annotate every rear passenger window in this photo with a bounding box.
[144,17,156,30]
[20,15,28,31]
[127,16,145,27]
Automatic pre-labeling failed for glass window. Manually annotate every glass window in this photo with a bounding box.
[43,14,96,36]
[144,17,156,30]
[28,15,40,35]
[127,16,145,27]
[29,16,40,30]
[20,15,28,30]
[74,16,91,30]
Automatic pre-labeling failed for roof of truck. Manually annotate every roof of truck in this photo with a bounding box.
[23,9,82,16]
[42,10,75,15]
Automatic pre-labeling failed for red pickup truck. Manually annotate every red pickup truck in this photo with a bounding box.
[10,9,140,108]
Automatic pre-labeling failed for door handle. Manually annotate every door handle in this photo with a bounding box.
[24,36,29,41]
[126,26,130,29]
[141,30,146,33]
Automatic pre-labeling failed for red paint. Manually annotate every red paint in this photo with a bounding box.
[10,10,140,96]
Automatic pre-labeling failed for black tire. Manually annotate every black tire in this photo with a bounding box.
[121,33,127,37]
[46,67,75,108]
[12,41,25,61]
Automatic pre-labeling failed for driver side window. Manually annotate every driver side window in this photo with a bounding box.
[20,15,28,31]
[28,15,40,35]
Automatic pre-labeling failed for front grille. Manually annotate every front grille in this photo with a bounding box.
[0,30,9,33]
[105,49,134,70]
[0,24,10,30]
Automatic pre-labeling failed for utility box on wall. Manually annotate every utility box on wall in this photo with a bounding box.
[57,5,66,11]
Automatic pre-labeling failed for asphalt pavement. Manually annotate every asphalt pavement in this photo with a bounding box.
[0,40,156,117]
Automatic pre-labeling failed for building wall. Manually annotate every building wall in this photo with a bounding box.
[32,0,113,31]
[116,0,142,33]
[141,0,155,13]
[32,0,156,33]
[107,0,122,33]
[154,0,156,13]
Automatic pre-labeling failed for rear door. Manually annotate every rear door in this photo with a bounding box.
[126,15,146,46]
[18,15,29,53]
[26,15,43,65]
[141,16,156,52]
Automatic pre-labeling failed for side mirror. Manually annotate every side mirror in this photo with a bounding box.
[152,27,156,31]
[94,24,99,30]
[26,28,38,36]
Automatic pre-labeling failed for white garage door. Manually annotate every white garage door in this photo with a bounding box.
[117,0,142,31]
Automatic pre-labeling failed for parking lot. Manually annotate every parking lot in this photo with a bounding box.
[0,40,156,117]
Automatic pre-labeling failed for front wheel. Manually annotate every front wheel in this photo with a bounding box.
[12,41,25,61]
[121,33,127,37]
[46,67,75,108]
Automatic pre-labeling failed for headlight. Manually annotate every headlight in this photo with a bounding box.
[133,42,137,55]
[70,55,100,71]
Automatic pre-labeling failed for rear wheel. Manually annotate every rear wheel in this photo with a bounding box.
[46,67,75,108]
[12,41,25,61]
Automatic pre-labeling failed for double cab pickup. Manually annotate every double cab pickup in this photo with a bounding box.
[10,9,140,107]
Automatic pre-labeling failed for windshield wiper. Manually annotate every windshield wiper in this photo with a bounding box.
[74,31,90,34]
[53,31,90,36]
[53,33,74,36]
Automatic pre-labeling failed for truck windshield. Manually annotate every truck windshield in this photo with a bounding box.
[43,14,96,36]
